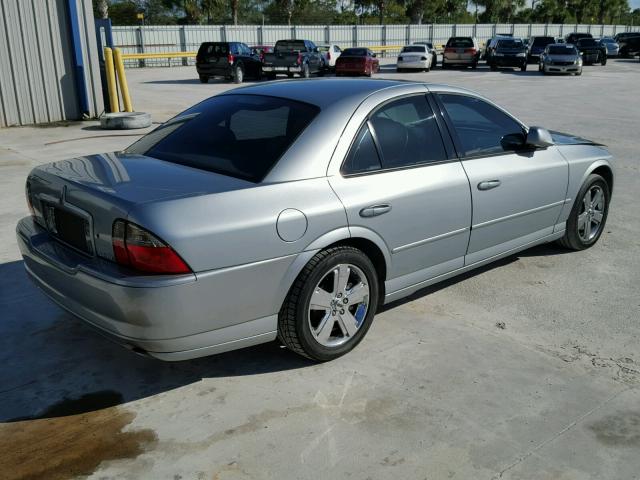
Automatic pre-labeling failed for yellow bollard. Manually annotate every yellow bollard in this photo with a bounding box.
[113,48,133,113]
[104,47,119,113]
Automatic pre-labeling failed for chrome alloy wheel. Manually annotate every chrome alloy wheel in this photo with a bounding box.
[308,264,370,348]
[578,185,605,242]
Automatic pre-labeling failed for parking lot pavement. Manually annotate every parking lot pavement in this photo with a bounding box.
[1,58,639,479]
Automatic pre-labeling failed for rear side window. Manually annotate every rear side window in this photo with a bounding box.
[438,94,524,158]
[126,95,319,183]
[447,37,473,48]
[342,95,447,175]
[342,125,382,174]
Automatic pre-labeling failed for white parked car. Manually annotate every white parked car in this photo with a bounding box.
[318,44,342,70]
[397,44,434,72]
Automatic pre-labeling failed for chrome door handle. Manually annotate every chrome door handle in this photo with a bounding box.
[477,180,501,191]
[359,204,392,218]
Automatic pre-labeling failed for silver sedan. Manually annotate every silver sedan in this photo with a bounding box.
[17,80,614,361]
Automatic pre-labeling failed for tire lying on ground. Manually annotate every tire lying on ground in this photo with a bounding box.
[100,112,152,130]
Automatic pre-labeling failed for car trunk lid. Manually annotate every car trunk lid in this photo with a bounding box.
[27,152,252,261]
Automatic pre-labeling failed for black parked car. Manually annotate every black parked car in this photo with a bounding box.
[618,35,640,57]
[196,42,262,84]
[575,38,607,65]
[489,38,528,71]
[565,32,593,45]
[262,39,324,79]
[527,36,555,63]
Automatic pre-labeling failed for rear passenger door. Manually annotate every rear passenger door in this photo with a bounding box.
[329,94,472,299]
[435,92,568,265]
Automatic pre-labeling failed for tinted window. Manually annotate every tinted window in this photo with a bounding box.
[577,39,598,47]
[126,95,319,182]
[532,37,554,46]
[198,43,228,57]
[549,45,577,55]
[447,37,474,48]
[369,96,447,168]
[275,41,306,53]
[342,48,367,56]
[439,94,524,158]
[402,46,427,53]
[497,40,524,49]
[342,125,382,174]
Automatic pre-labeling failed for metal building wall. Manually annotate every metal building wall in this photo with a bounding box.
[0,0,103,127]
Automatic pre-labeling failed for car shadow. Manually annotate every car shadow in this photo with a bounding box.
[381,243,572,312]
[143,78,262,85]
[0,260,313,422]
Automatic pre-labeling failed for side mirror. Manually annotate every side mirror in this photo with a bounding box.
[313,47,319,53]
[526,126,554,148]
[501,132,526,151]
[372,53,377,58]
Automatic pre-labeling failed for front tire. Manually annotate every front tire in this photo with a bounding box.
[199,75,209,83]
[601,54,607,65]
[302,63,311,79]
[557,174,610,250]
[278,246,380,361]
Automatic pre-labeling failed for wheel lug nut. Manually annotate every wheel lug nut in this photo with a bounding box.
[343,298,348,304]
[332,311,336,316]
[340,309,345,315]
[337,293,342,298]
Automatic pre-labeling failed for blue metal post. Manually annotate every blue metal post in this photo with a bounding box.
[66,0,90,117]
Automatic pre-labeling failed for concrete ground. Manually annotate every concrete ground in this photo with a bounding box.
[1,58,639,480]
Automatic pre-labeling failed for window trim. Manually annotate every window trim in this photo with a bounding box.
[433,92,530,161]
[340,93,456,178]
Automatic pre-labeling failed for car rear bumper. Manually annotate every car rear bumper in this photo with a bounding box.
[336,66,366,74]
[442,56,475,65]
[397,59,429,69]
[196,64,232,77]
[16,217,287,360]
[262,65,302,73]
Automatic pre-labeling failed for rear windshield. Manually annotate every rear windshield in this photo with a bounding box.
[126,95,320,183]
[497,40,524,48]
[600,38,615,43]
[198,43,228,56]
[275,41,306,53]
[402,46,426,53]
[447,37,473,48]
[532,37,554,46]
[577,39,598,47]
[342,48,367,56]
[549,45,577,55]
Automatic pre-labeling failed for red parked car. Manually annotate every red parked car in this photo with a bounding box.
[335,48,379,77]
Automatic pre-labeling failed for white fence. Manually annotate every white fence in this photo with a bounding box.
[112,23,634,67]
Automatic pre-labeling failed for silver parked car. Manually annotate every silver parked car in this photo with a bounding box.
[17,80,614,361]
[598,37,620,57]
[539,43,583,75]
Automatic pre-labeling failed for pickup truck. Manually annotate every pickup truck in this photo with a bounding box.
[262,39,325,79]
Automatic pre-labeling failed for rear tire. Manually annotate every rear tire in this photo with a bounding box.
[199,76,209,83]
[601,54,607,65]
[490,64,497,71]
[278,246,380,361]
[557,174,610,251]
[232,65,244,84]
[302,63,311,78]
[521,63,527,72]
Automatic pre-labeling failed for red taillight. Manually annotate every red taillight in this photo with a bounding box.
[112,220,191,275]
[327,51,331,60]
[227,53,235,65]
[297,53,302,65]
[259,52,265,62]
[464,48,477,54]
[444,47,456,53]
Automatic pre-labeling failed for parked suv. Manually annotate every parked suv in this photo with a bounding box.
[575,38,607,65]
[442,37,480,68]
[196,42,262,84]
[527,36,555,63]
[565,32,592,45]
[262,39,324,79]
[618,35,640,57]
[489,38,528,71]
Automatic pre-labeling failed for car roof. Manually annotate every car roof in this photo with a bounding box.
[225,79,416,109]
